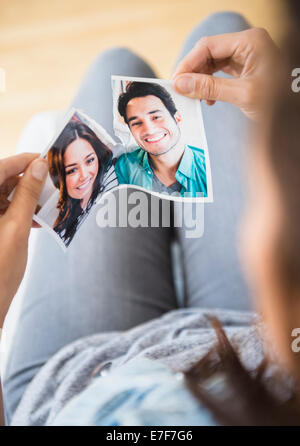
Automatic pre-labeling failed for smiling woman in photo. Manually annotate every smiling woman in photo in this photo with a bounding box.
[47,119,116,246]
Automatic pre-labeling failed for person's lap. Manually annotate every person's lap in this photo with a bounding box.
[3,11,252,422]
[3,190,178,422]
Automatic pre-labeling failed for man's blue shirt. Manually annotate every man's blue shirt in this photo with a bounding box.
[115,144,207,198]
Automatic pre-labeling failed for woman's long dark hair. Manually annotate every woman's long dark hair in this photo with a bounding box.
[184,3,300,426]
[48,119,112,245]
[184,318,300,426]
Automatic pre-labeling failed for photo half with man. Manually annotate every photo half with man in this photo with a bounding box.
[10,77,213,250]
[112,76,212,202]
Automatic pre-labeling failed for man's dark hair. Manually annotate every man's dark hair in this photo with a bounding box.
[118,81,178,124]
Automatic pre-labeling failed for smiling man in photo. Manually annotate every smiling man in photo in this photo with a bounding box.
[115,81,207,198]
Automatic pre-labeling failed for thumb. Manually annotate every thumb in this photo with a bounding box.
[6,158,48,231]
[173,73,246,107]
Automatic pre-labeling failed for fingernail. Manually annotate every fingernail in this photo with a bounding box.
[31,159,48,181]
[175,76,195,94]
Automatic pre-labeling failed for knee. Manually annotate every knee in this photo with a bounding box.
[201,11,250,34]
[95,46,136,61]
[91,47,141,69]
[93,46,134,66]
[89,47,155,78]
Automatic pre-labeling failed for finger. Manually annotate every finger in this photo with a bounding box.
[0,153,39,186]
[6,158,48,233]
[173,31,246,78]
[0,200,9,213]
[0,175,19,198]
[0,207,42,226]
[173,72,247,106]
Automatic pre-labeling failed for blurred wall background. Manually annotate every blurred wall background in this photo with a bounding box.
[0,0,288,158]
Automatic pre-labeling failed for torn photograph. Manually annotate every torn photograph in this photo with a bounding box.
[112,75,213,202]
[9,76,213,251]
[30,109,119,249]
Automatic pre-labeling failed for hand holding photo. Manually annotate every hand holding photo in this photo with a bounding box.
[112,76,213,202]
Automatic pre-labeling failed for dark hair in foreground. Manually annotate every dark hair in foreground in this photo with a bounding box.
[118,81,178,124]
[184,318,300,425]
[183,4,300,425]
[48,120,112,246]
